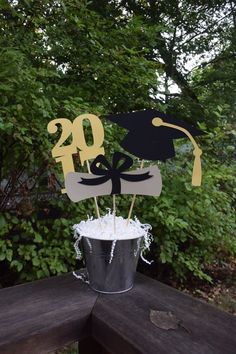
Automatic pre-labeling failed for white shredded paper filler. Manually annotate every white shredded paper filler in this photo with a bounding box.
[73,211,153,265]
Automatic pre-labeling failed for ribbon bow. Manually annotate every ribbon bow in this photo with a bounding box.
[79,152,152,195]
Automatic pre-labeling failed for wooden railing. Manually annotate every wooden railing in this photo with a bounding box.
[0,272,236,354]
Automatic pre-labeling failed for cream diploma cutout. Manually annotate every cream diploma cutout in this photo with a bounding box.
[65,152,162,203]
[47,114,105,193]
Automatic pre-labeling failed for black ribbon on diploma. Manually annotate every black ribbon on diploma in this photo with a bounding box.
[79,152,152,195]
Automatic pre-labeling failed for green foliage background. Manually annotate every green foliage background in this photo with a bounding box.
[0,0,235,286]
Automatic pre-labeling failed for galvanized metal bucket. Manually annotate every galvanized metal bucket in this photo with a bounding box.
[82,236,143,294]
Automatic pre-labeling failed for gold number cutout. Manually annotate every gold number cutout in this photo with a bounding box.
[47,118,76,157]
[73,114,105,165]
[47,118,77,193]
[47,114,105,193]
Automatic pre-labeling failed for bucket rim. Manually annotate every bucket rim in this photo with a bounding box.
[81,234,145,241]
[89,285,133,294]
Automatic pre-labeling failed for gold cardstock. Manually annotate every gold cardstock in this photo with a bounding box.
[152,118,202,186]
[73,114,105,165]
[47,114,105,193]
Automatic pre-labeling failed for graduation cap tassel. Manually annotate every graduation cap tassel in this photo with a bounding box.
[192,147,202,186]
[126,159,144,226]
[86,160,102,227]
[152,118,202,186]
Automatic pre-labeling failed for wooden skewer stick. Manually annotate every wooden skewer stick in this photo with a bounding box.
[86,160,102,226]
[126,159,144,226]
[113,194,116,234]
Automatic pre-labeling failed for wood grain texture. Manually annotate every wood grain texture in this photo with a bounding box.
[1,272,236,354]
[92,273,236,354]
[0,273,98,354]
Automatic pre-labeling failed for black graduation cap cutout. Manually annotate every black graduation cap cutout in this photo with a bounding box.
[105,109,203,186]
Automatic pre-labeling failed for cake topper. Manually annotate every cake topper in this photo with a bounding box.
[106,109,203,186]
[65,152,162,202]
[47,114,105,193]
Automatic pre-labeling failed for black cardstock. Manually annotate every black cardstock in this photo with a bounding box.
[105,109,203,161]
[79,152,152,195]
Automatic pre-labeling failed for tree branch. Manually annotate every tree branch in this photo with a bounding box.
[181,10,234,47]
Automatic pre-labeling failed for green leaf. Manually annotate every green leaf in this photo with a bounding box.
[0,253,6,261]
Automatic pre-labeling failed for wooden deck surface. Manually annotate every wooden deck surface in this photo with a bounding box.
[0,272,235,354]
